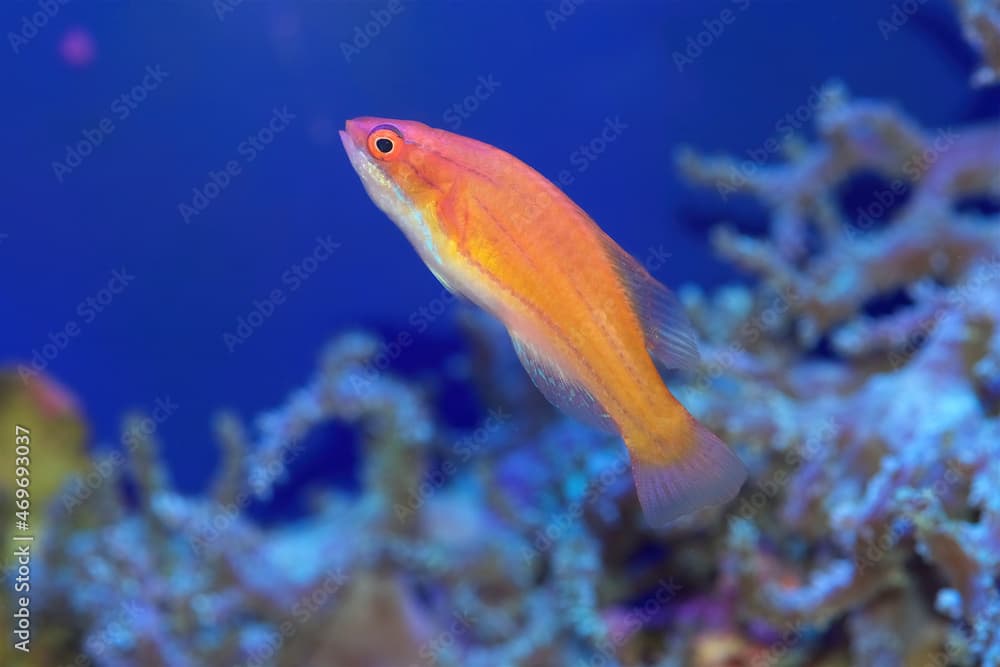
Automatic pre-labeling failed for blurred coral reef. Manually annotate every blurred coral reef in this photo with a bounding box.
[675,79,1000,666]
[6,8,1000,667]
[954,0,1000,86]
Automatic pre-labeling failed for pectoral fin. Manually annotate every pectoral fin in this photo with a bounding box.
[509,332,617,433]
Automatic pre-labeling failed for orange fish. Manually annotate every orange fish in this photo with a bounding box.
[339,117,746,524]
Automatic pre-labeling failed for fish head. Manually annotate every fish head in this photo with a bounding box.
[339,117,456,237]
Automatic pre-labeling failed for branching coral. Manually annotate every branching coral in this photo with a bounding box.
[676,80,1000,665]
[953,0,1000,86]
[678,82,1000,346]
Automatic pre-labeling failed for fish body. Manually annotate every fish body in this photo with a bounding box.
[340,117,746,524]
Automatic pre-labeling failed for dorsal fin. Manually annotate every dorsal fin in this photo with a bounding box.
[509,332,618,433]
[597,233,700,372]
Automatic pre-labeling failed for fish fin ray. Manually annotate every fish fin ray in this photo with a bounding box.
[629,422,746,526]
[427,264,460,296]
[597,235,700,372]
[509,332,617,433]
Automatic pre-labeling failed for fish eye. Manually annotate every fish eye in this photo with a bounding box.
[367,125,403,160]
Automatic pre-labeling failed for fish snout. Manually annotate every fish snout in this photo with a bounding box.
[342,118,371,152]
[338,129,357,155]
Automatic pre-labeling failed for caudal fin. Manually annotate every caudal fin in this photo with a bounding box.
[630,423,746,526]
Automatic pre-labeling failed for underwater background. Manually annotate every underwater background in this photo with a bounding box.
[2,0,1000,665]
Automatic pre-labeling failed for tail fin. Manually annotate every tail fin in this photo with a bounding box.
[630,422,746,526]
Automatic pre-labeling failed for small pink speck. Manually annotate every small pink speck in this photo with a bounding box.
[25,374,82,418]
[59,26,97,68]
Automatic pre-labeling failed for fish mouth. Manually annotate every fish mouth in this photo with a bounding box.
[340,117,384,152]
[339,123,376,176]
[339,120,399,213]
[338,129,358,156]
[338,119,362,155]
